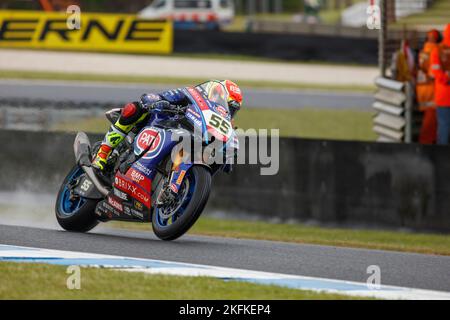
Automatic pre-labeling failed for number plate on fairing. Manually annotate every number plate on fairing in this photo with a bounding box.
[73,174,103,199]
[203,110,232,141]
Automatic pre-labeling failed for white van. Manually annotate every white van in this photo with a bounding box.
[139,0,235,30]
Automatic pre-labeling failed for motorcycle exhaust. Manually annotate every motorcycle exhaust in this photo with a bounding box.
[73,132,110,197]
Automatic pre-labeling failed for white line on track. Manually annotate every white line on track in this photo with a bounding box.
[1,244,449,300]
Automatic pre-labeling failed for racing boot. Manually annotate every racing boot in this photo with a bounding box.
[92,124,127,171]
[92,144,112,171]
[93,101,148,172]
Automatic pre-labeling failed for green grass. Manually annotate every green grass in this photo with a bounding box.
[53,107,376,141]
[0,69,375,93]
[173,52,371,67]
[0,262,361,299]
[319,8,343,25]
[111,217,450,256]
[237,108,376,141]
[225,8,347,30]
[224,14,295,32]
[225,2,368,30]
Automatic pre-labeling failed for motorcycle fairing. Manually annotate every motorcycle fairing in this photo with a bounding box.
[133,126,165,159]
[184,87,209,143]
[185,106,203,129]
[185,87,232,143]
[96,171,152,222]
[72,174,103,200]
[95,192,145,222]
[114,172,151,209]
[131,126,184,180]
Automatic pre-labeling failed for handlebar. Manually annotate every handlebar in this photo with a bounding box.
[146,100,186,115]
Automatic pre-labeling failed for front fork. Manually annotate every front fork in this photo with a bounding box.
[156,148,193,206]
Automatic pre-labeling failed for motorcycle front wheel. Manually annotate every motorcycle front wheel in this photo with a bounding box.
[152,165,211,241]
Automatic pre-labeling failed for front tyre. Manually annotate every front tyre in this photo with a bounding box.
[55,165,99,232]
[152,166,211,241]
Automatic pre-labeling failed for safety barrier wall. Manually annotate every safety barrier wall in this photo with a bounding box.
[174,30,378,65]
[1,129,449,232]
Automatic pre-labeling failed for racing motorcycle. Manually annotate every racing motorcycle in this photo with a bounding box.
[55,81,239,240]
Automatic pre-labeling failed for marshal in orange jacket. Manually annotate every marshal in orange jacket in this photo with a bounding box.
[431,24,450,107]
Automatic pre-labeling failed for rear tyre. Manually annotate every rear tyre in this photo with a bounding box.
[152,166,211,241]
[55,165,99,232]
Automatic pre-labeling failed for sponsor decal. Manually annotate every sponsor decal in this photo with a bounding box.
[103,202,120,217]
[114,175,150,207]
[133,161,152,177]
[170,183,178,193]
[176,170,187,185]
[134,127,166,160]
[135,128,160,153]
[0,10,173,54]
[228,84,241,95]
[127,168,151,190]
[113,188,128,200]
[186,107,201,118]
[134,200,144,211]
[108,196,123,212]
[215,105,229,118]
[186,111,202,127]
[95,204,105,217]
[187,87,209,111]
[130,169,144,183]
[123,205,131,216]
[130,209,144,219]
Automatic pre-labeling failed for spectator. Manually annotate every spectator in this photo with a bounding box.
[304,0,321,23]
[390,39,416,83]
[431,24,450,145]
[416,29,441,144]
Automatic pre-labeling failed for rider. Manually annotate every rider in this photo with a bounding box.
[92,80,243,171]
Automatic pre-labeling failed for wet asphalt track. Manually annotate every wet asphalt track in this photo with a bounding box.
[1,224,449,292]
[0,79,373,110]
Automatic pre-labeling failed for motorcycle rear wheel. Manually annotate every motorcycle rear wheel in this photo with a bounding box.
[55,165,100,232]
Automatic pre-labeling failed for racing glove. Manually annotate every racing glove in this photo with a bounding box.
[151,100,173,113]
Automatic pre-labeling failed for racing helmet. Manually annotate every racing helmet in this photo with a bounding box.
[222,80,242,118]
[206,80,243,118]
